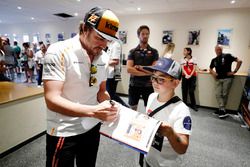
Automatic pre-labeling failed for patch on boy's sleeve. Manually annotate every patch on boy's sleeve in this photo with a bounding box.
[183,116,192,130]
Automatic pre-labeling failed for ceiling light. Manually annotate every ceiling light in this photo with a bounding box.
[74,13,78,16]
[31,17,35,20]
[230,0,236,4]
[76,0,80,2]
[17,6,22,10]
[137,7,141,11]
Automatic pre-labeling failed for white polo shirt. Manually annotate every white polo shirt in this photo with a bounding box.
[34,50,45,64]
[106,41,121,78]
[145,93,192,167]
[43,34,109,137]
[0,50,5,61]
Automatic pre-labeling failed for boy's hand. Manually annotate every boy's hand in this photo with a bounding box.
[159,122,174,137]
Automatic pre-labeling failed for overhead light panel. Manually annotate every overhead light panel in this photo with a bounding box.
[17,6,22,10]
[230,0,236,4]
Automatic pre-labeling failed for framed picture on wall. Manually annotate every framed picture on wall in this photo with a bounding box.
[119,31,127,44]
[33,33,40,44]
[162,30,173,44]
[13,34,19,43]
[71,32,77,38]
[217,29,232,47]
[45,33,51,44]
[187,30,200,46]
[23,34,30,43]
[57,32,64,41]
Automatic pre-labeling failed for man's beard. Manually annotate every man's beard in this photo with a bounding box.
[83,31,104,57]
[87,47,103,57]
[141,39,148,44]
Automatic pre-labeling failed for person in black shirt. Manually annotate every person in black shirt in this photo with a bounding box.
[209,45,242,118]
[127,25,159,111]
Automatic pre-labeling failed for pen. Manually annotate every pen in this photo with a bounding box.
[110,100,115,106]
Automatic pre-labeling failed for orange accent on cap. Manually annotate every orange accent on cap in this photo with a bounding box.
[96,10,119,38]
[88,14,100,24]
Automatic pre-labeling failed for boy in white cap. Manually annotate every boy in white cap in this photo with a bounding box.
[142,57,192,167]
[43,7,120,167]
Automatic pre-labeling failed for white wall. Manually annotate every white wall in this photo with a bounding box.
[0,8,249,72]
[0,19,80,45]
[119,8,250,72]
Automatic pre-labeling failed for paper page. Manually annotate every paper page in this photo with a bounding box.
[100,105,161,153]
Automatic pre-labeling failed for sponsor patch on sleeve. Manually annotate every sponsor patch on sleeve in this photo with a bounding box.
[183,116,192,130]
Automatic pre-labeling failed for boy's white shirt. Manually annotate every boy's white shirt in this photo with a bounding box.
[145,92,192,167]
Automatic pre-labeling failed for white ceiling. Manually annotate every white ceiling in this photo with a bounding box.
[1,0,250,24]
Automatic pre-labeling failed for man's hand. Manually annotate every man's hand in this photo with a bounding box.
[92,100,119,122]
[185,75,191,79]
[227,72,235,76]
[109,59,119,67]
[209,69,218,79]
[134,65,142,70]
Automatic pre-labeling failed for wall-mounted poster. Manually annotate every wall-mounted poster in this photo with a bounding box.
[58,33,64,41]
[217,29,232,46]
[119,31,127,44]
[71,32,77,38]
[23,34,30,43]
[162,30,173,44]
[187,30,200,45]
[33,33,40,44]
[13,34,19,43]
[45,33,51,44]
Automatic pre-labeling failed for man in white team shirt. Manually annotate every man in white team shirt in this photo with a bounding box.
[34,43,47,86]
[106,40,128,107]
[43,7,120,167]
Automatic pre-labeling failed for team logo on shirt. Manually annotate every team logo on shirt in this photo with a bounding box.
[97,63,105,66]
[73,61,84,64]
[183,116,192,130]
[147,50,153,56]
[44,62,56,66]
